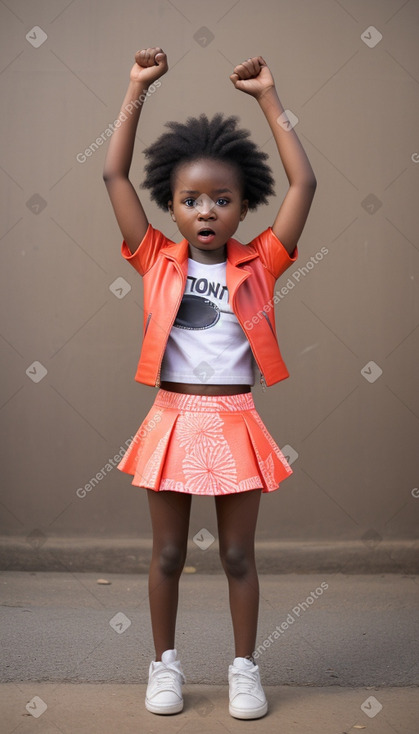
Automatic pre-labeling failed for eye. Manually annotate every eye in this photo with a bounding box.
[216,197,229,206]
[183,198,196,207]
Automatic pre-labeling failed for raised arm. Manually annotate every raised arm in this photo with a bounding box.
[103,47,168,254]
[230,56,316,255]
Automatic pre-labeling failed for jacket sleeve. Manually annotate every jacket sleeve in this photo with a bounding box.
[121,224,170,276]
[251,227,298,280]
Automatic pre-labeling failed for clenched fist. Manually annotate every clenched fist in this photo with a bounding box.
[130,47,168,85]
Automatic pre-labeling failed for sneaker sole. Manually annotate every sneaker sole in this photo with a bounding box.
[145,698,183,715]
[229,701,268,720]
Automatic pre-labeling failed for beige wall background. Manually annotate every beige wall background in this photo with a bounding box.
[1,0,418,553]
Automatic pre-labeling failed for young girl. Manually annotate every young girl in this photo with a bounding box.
[103,47,316,720]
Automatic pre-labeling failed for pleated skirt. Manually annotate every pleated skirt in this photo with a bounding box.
[117,389,292,495]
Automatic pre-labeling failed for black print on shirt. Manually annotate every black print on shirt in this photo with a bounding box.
[174,294,220,330]
[186,276,229,302]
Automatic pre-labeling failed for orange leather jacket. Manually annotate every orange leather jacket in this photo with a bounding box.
[122,224,298,387]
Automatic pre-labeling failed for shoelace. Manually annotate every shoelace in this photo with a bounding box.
[230,669,260,695]
[150,663,185,690]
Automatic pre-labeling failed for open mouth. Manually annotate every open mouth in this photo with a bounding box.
[197,228,216,243]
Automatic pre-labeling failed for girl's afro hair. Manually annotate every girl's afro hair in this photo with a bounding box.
[141,112,275,210]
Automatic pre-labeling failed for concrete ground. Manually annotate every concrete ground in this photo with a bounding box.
[1,571,418,733]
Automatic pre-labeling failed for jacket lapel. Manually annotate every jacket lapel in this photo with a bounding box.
[160,236,258,298]
[226,238,258,300]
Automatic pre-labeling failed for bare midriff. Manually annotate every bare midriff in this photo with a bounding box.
[160,381,251,395]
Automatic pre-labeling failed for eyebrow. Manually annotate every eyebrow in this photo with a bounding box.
[179,188,233,194]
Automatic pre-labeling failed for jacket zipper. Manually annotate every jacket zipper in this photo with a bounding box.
[230,290,267,391]
[261,310,275,336]
[154,260,186,387]
[259,312,273,390]
[155,365,162,388]
[144,312,163,387]
[144,312,152,336]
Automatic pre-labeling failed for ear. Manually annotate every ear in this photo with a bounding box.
[168,201,176,221]
[240,199,249,221]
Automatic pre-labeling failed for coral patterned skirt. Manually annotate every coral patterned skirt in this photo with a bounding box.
[117,389,292,495]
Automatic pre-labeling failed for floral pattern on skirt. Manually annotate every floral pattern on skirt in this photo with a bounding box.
[117,390,292,495]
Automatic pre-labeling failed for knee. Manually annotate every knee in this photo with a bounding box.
[156,543,186,577]
[220,545,253,579]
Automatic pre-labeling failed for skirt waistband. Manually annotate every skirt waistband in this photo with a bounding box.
[154,389,255,413]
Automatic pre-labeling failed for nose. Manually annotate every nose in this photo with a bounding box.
[198,208,215,219]
[195,194,216,218]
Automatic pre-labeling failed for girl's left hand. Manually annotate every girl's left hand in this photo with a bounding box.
[230,56,275,99]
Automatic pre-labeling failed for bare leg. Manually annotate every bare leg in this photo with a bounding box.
[215,489,262,658]
[147,489,192,661]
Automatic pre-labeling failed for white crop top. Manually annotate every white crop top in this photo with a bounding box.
[160,258,256,385]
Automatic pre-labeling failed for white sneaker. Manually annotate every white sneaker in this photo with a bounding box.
[228,656,268,719]
[145,649,185,715]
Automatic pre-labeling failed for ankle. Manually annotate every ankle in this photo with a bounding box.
[235,654,255,664]
[154,647,178,663]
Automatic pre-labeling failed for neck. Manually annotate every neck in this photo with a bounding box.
[188,243,227,264]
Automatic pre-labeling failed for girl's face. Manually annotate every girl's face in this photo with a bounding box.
[168,158,248,263]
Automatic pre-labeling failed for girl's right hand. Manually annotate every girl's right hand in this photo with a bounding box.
[130,47,168,85]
